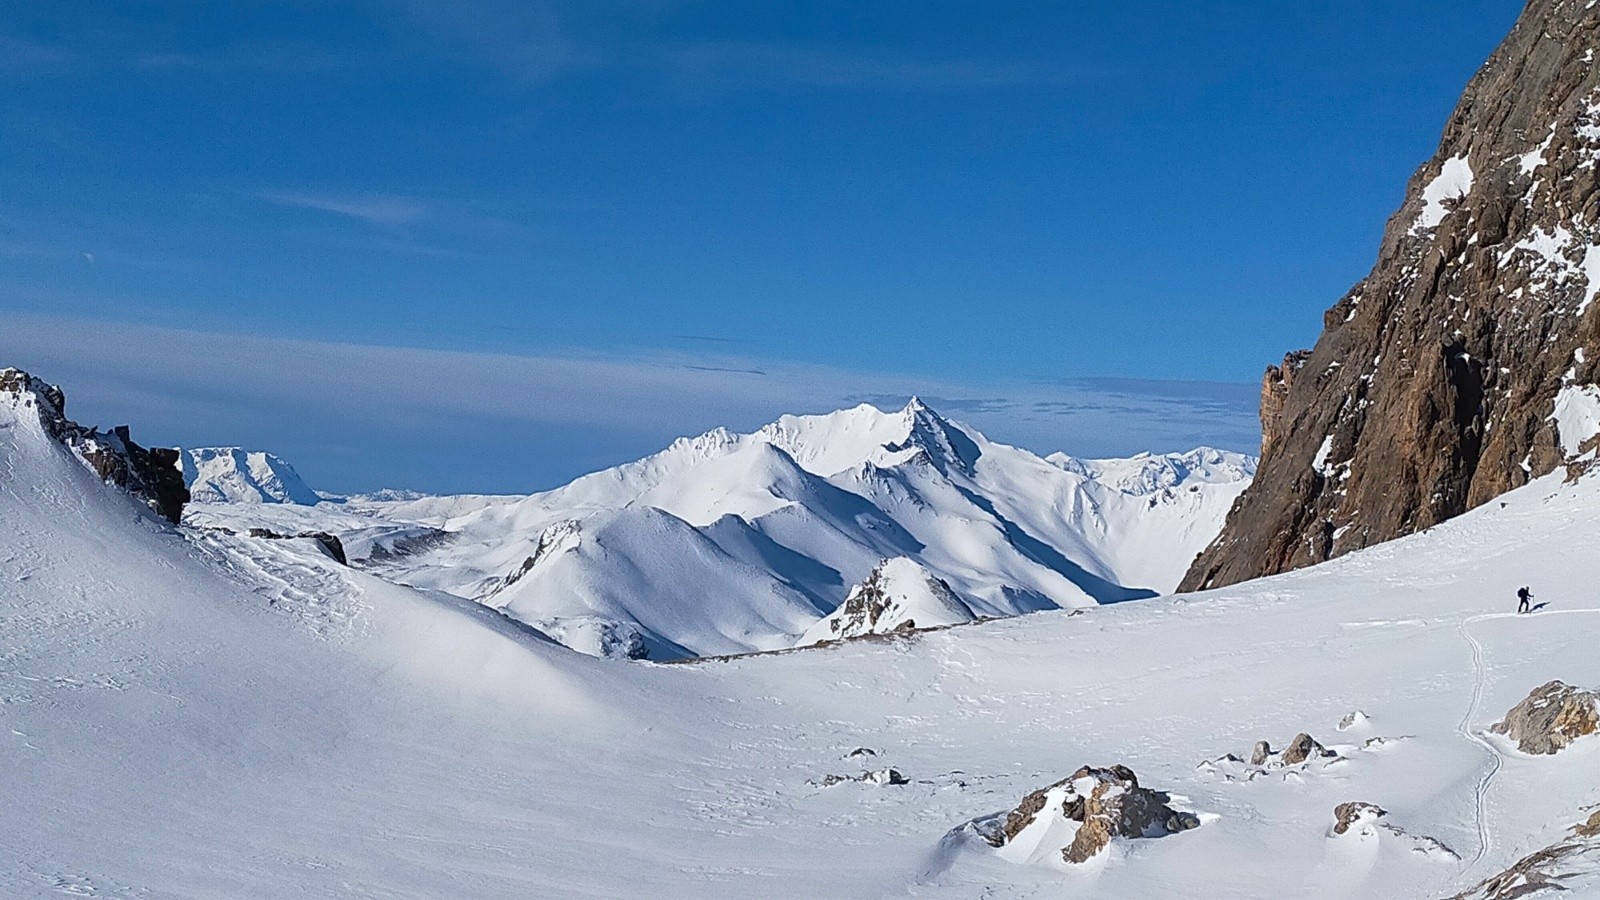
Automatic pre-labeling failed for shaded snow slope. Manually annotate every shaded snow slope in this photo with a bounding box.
[195,399,1254,658]
[181,447,321,504]
[6,372,1600,897]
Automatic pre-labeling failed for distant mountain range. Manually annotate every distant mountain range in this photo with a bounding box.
[181,399,1255,659]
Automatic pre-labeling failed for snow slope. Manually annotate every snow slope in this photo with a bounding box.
[5,373,1600,897]
[197,400,1255,659]
[181,447,321,504]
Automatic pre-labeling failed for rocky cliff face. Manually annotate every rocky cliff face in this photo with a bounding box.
[1184,0,1600,591]
[0,368,189,523]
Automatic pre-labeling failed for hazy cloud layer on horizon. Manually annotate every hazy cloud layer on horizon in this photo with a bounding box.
[2,314,1260,495]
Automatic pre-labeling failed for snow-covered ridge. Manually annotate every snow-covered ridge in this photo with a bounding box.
[180,447,321,505]
[194,399,1257,660]
[1046,447,1257,496]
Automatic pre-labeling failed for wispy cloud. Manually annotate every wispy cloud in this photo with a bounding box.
[385,0,1084,92]
[0,312,1260,494]
[134,48,370,74]
[661,41,1072,91]
[0,32,75,70]
[260,191,433,227]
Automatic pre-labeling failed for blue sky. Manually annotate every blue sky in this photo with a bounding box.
[0,2,1520,492]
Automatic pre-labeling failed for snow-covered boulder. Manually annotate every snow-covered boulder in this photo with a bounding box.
[970,765,1200,866]
[798,558,977,646]
[1491,680,1600,755]
[181,447,321,505]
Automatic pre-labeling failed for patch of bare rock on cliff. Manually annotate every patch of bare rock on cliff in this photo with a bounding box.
[0,367,188,523]
[1184,0,1600,591]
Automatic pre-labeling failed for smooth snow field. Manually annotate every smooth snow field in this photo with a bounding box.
[3,393,1600,898]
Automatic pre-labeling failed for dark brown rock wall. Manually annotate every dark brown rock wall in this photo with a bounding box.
[1184,1,1600,591]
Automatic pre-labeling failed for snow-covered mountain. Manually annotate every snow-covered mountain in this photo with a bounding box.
[180,447,321,505]
[199,399,1254,659]
[8,365,1600,898]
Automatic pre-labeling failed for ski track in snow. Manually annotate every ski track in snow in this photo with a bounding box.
[1456,613,1502,874]
[1454,607,1600,882]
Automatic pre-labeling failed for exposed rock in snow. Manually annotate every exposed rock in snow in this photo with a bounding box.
[1332,802,1459,861]
[1339,710,1372,731]
[797,558,976,646]
[1451,811,1600,898]
[816,768,907,788]
[971,765,1200,866]
[1280,732,1333,766]
[1200,730,1349,783]
[181,447,321,505]
[0,367,188,523]
[241,527,349,566]
[1332,802,1387,836]
[1491,680,1600,755]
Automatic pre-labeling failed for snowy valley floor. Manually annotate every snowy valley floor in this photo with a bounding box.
[3,396,1599,897]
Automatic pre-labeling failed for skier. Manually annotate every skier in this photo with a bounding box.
[1517,586,1533,614]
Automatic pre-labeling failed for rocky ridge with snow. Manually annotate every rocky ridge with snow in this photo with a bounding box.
[0,367,187,523]
[1186,0,1600,590]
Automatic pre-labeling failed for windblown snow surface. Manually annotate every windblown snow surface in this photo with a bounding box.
[184,399,1255,659]
[4,383,1600,897]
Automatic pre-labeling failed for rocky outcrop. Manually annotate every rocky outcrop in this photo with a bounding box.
[816,768,907,788]
[1200,730,1343,782]
[1260,351,1311,460]
[1,368,188,523]
[1491,680,1600,755]
[1184,0,1600,591]
[978,765,1200,865]
[1453,810,1600,899]
[1331,802,1459,860]
[797,558,977,646]
[244,527,349,566]
[1332,802,1387,836]
[1280,732,1330,766]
